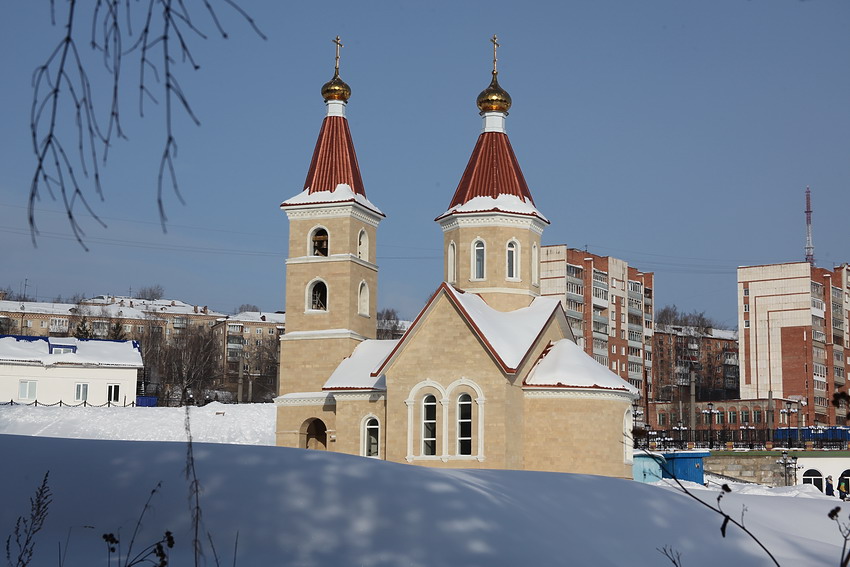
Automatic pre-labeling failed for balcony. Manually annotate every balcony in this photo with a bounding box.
[813,330,827,343]
[173,317,188,329]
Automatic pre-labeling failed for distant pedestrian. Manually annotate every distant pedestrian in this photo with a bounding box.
[826,476,835,496]
[839,479,847,501]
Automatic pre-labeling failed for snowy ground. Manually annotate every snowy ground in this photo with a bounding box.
[1,403,847,566]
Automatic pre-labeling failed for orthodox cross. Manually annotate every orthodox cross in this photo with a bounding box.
[490,34,500,73]
[333,35,343,75]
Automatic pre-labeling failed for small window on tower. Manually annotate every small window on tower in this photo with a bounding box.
[473,240,485,280]
[312,228,329,256]
[310,281,328,311]
[358,230,369,261]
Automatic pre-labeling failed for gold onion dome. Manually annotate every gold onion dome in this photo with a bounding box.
[476,71,511,114]
[321,71,351,102]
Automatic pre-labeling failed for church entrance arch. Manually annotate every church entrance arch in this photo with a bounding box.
[301,418,328,450]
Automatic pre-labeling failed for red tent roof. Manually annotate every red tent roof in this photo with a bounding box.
[302,116,366,196]
[447,131,535,208]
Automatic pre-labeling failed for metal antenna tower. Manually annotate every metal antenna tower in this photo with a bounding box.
[804,186,815,266]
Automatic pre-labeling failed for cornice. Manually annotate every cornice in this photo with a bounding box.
[286,254,378,271]
[283,203,382,227]
[274,393,336,407]
[282,329,369,342]
[438,213,546,235]
[523,388,636,402]
[329,391,386,402]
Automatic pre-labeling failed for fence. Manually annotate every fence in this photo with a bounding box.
[0,399,138,408]
[635,426,850,451]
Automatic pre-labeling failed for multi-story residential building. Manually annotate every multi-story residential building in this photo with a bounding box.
[212,311,285,402]
[738,262,850,426]
[649,325,738,431]
[652,325,739,403]
[540,246,655,410]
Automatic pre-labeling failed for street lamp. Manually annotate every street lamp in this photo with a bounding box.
[740,424,755,449]
[673,419,687,449]
[776,449,799,487]
[702,402,719,449]
[780,401,798,449]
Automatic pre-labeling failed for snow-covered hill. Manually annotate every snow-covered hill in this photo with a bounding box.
[0,403,844,566]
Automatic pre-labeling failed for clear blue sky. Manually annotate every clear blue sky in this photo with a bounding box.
[2,1,848,327]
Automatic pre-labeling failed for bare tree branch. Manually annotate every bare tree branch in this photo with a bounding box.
[29,1,265,248]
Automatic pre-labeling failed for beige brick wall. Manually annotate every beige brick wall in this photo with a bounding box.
[333,395,387,457]
[279,336,362,395]
[443,221,541,312]
[524,395,631,478]
[275,401,337,448]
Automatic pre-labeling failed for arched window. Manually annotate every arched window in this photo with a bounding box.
[447,241,456,284]
[363,417,380,457]
[472,240,485,280]
[422,394,437,456]
[358,230,368,261]
[532,243,539,286]
[309,281,328,311]
[506,241,518,280]
[311,228,328,256]
[457,393,473,455]
[803,469,823,491]
[358,282,369,316]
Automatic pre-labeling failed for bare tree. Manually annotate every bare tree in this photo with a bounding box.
[656,304,721,332]
[161,325,219,405]
[137,284,165,301]
[235,304,261,314]
[377,308,403,340]
[29,2,266,248]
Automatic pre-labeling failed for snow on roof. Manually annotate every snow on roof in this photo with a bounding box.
[281,183,384,216]
[323,340,397,390]
[0,300,76,315]
[445,285,560,370]
[524,339,638,394]
[83,296,225,317]
[656,324,738,341]
[228,311,286,324]
[436,194,548,223]
[0,336,143,368]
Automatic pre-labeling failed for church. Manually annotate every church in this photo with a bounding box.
[275,37,638,478]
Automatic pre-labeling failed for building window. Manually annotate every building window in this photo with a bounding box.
[472,240,485,280]
[309,281,328,311]
[75,383,89,402]
[311,227,329,256]
[107,384,120,403]
[457,393,473,456]
[357,229,368,261]
[18,380,37,400]
[743,288,749,296]
[358,282,369,316]
[364,417,380,457]
[506,241,518,280]
[256,328,263,334]
[422,394,437,456]
[744,304,750,312]
[744,320,750,328]
[531,243,539,286]
[447,241,457,284]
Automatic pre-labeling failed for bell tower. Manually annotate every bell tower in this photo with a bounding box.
[278,37,384,396]
[436,36,549,312]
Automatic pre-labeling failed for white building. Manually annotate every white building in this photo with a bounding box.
[0,336,143,406]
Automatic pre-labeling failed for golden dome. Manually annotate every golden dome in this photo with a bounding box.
[321,71,351,102]
[476,71,511,114]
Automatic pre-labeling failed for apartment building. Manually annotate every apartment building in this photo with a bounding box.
[738,262,850,426]
[211,311,285,402]
[540,245,655,407]
[652,325,739,403]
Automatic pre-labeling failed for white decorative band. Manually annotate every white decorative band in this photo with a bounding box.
[523,388,636,402]
[282,329,369,341]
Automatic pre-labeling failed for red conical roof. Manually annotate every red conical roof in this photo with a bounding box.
[447,131,535,208]
[302,115,366,196]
